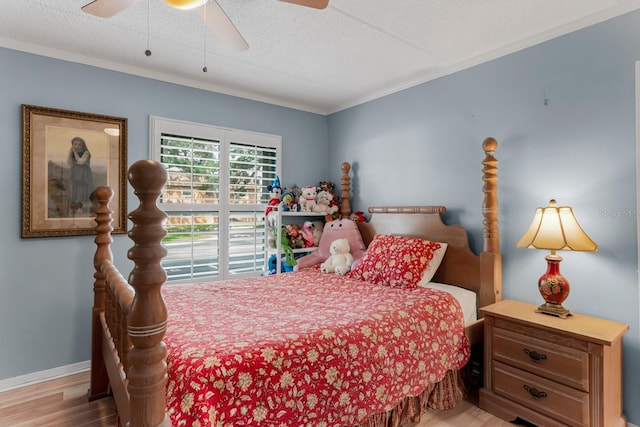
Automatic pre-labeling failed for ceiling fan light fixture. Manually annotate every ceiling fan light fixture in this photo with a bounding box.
[162,0,207,10]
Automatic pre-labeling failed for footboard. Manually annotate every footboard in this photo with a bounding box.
[89,160,170,427]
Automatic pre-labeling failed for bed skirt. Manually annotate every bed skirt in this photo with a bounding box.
[357,369,464,427]
[114,369,464,427]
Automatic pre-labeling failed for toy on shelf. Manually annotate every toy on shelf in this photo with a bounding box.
[300,221,315,248]
[265,176,283,216]
[309,220,324,246]
[313,190,339,215]
[286,224,305,249]
[280,226,297,268]
[281,190,300,212]
[298,185,318,212]
[266,254,294,275]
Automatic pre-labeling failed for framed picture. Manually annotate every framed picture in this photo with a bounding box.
[21,104,128,238]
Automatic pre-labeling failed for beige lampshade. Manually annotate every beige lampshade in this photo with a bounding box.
[516,199,598,252]
[163,0,207,10]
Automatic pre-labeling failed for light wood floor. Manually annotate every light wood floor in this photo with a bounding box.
[0,371,515,426]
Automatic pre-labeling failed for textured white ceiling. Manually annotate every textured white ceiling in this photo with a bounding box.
[1,0,639,114]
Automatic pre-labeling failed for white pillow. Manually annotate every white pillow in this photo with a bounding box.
[418,281,478,325]
[418,242,447,285]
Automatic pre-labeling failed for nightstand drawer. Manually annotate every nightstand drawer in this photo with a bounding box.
[493,361,589,427]
[493,326,589,391]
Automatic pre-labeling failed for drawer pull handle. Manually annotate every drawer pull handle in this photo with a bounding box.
[524,384,548,399]
[523,348,547,362]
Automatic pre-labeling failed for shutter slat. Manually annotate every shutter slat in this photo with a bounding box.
[153,122,279,282]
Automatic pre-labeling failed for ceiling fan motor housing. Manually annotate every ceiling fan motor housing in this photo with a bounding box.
[163,0,207,10]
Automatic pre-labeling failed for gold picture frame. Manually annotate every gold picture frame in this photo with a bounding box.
[21,104,128,238]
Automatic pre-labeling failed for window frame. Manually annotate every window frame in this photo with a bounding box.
[149,116,282,282]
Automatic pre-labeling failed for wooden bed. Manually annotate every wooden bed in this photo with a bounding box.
[88,137,501,426]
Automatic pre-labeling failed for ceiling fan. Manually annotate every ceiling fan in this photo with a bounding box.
[81,0,329,52]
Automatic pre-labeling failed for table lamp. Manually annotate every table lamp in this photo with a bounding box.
[516,199,597,318]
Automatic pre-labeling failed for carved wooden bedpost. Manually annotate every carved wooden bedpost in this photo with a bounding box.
[479,137,502,308]
[340,162,352,218]
[126,160,170,427]
[89,186,114,400]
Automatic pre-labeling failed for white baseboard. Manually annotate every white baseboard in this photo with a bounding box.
[0,360,90,393]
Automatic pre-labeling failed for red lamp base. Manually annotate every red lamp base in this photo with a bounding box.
[537,254,572,318]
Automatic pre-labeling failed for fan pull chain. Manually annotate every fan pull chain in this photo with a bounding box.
[145,0,152,56]
[202,2,208,72]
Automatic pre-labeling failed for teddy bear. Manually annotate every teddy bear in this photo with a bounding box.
[313,190,339,215]
[298,185,318,212]
[320,238,354,276]
[295,219,366,271]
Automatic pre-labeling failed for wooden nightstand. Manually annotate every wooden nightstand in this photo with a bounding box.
[478,299,628,427]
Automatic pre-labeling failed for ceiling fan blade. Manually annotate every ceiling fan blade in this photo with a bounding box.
[278,0,329,9]
[81,0,137,18]
[195,2,249,52]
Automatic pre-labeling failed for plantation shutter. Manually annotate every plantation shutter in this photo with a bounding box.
[150,117,281,283]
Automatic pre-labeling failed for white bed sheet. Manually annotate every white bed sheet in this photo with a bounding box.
[419,282,478,326]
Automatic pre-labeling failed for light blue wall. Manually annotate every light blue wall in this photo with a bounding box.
[2,8,640,425]
[328,10,640,425]
[0,47,328,380]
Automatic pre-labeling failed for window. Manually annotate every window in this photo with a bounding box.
[150,116,281,282]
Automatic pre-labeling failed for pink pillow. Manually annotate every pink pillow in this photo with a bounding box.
[296,219,366,270]
[348,234,446,289]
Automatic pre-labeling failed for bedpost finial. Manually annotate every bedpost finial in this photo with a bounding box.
[128,160,168,193]
[341,162,351,175]
[482,137,498,153]
[91,186,114,205]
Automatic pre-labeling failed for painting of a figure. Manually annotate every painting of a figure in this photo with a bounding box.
[22,104,127,238]
[46,129,108,219]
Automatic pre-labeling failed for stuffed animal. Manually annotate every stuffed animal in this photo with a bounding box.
[300,221,315,248]
[267,223,277,248]
[320,238,354,276]
[299,185,318,212]
[318,181,333,193]
[288,184,302,201]
[350,211,367,222]
[281,190,300,212]
[313,190,339,215]
[309,220,324,246]
[266,254,294,275]
[295,218,366,270]
[319,181,339,211]
[280,226,297,267]
[265,176,283,216]
[286,224,304,248]
[266,254,279,275]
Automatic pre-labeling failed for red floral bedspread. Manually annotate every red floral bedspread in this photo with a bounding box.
[162,267,470,426]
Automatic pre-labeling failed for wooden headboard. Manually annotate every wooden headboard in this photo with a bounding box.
[357,137,501,310]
